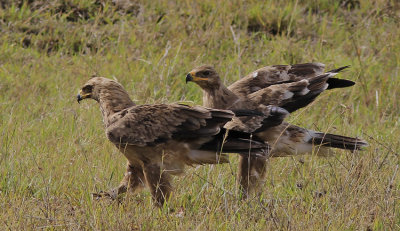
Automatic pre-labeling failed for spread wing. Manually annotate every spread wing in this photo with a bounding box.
[228,63,354,98]
[106,104,233,147]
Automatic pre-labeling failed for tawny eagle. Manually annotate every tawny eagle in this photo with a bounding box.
[77,77,284,206]
[186,63,367,194]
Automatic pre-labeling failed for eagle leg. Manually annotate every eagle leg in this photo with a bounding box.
[143,163,172,207]
[119,162,146,193]
[238,155,267,199]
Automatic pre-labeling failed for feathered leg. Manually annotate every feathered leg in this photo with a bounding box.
[143,163,172,207]
[238,155,267,199]
[116,162,146,194]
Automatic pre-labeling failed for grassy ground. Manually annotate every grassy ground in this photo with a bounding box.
[0,0,399,229]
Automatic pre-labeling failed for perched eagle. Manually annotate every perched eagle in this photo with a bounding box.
[186,63,368,193]
[77,77,281,206]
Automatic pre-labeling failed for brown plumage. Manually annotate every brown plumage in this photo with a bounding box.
[186,63,367,195]
[77,77,270,206]
[229,63,355,98]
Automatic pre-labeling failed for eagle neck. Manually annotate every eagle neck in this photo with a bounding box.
[98,89,135,126]
[202,82,239,110]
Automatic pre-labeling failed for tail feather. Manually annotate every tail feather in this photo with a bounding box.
[328,65,350,73]
[327,65,350,73]
[311,132,368,151]
[326,78,355,89]
[326,65,355,89]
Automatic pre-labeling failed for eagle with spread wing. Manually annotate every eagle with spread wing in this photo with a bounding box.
[186,63,368,193]
[77,77,282,206]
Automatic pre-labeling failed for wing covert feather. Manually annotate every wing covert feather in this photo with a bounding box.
[228,63,326,97]
[106,104,233,146]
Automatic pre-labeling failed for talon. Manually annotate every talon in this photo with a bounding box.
[91,191,116,200]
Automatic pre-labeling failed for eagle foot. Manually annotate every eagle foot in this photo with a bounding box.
[91,189,118,200]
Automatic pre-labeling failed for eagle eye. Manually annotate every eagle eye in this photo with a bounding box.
[203,71,210,76]
[82,85,93,92]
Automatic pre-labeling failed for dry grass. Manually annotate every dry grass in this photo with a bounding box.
[0,0,399,230]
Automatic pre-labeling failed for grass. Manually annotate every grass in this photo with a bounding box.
[0,0,399,229]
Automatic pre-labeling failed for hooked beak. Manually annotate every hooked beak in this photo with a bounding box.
[185,73,193,84]
[77,93,83,103]
[185,71,208,83]
[77,90,91,104]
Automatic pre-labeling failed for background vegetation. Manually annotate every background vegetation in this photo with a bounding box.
[0,0,399,229]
